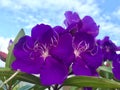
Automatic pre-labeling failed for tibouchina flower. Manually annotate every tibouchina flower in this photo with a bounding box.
[72,32,103,76]
[98,36,117,61]
[64,11,102,76]
[12,24,74,85]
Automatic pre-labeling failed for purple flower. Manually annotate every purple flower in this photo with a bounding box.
[64,11,99,37]
[12,24,74,85]
[72,32,103,76]
[98,36,117,61]
[64,11,102,76]
[112,54,120,80]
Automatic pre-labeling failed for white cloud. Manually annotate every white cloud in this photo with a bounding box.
[0,37,13,53]
[96,16,120,45]
[0,0,100,16]
[0,0,120,46]
[113,7,120,20]
[0,37,13,67]
[11,0,100,30]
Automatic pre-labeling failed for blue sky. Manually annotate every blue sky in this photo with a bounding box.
[0,0,120,53]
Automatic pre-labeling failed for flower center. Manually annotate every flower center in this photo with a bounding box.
[23,33,59,61]
[34,43,50,60]
[41,49,49,60]
[74,49,80,57]
[73,41,89,57]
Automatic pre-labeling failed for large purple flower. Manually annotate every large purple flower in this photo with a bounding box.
[11,24,74,85]
[64,11,102,76]
[72,32,103,76]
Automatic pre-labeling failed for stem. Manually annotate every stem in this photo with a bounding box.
[0,70,20,88]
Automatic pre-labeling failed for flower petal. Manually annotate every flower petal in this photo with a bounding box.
[50,33,74,67]
[81,16,99,37]
[53,26,65,35]
[40,56,68,85]
[82,45,103,68]
[64,11,81,27]
[72,57,91,76]
[13,36,34,59]
[31,24,56,44]
[73,32,95,49]
[112,55,120,80]
[12,57,43,74]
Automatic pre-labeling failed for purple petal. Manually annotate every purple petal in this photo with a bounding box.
[50,33,74,67]
[73,32,95,50]
[64,11,81,27]
[81,16,99,37]
[72,57,91,76]
[13,36,34,59]
[66,21,82,35]
[112,55,120,80]
[31,24,56,44]
[112,68,120,80]
[12,57,43,74]
[40,56,68,85]
[101,36,118,61]
[53,26,65,35]
[82,45,103,68]
[84,87,92,90]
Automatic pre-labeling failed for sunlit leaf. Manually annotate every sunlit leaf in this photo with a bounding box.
[98,66,112,73]
[63,76,120,88]
[5,29,25,68]
[0,68,40,85]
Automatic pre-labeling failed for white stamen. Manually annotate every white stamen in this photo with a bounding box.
[42,50,49,60]
[74,49,80,57]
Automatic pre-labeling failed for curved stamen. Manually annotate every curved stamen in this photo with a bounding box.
[23,42,32,53]
[89,44,99,56]
[73,41,89,57]
[50,36,59,47]
[23,38,52,61]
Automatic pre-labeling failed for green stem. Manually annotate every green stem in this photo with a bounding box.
[0,70,20,89]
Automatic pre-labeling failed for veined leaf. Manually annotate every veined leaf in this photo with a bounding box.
[5,29,25,68]
[63,76,120,88]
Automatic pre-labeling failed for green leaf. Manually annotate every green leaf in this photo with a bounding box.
[63,76,120,88]
[70,86,80,90]
[29,85,46,90]
[5,29,25,68]
[97,66,113,79]
[98,66,112,73]
[0,68,40,85]
[19,85,33,90]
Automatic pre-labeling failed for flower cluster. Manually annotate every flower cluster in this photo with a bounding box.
[11,11,120,87]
